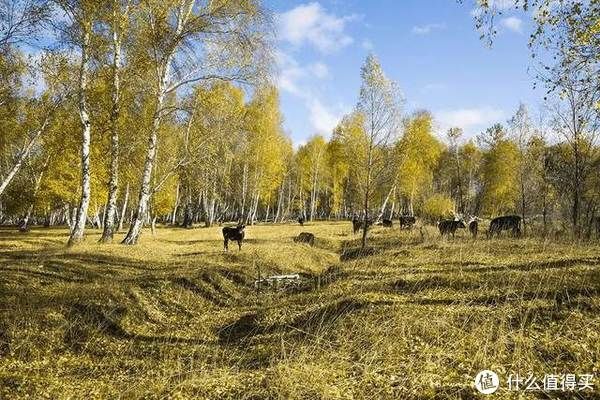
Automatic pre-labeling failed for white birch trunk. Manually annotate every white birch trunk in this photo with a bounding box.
[68,26,92,246]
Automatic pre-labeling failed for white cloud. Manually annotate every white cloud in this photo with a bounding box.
[500,16,523,33]
[277,2,358,53]
[361,39,374,50]
[436,107,505,135]
[274,44,343,136]
[411,23,446,35]
[275,51,330,95]
[307,98,343,135]
[308,62,329,79]
[275,50,305,95]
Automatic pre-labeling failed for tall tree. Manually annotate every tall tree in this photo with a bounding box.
[478,124,520,216]
[447,127,464,213]
[508,103,533,233]
[547,66,600,236]
[122,0,270,244]
[354,54,402,249]
[59,0,99,245]
[100,0,131,242]
[396,112,443,216]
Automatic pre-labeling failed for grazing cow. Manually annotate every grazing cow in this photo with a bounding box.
[399,215,416,229]
[438,219,466,237]
[298,216,305,226]
[352,216,373,234]
[222,224,245,251]
[294,232,315,246]
[352,216,361,234]
[382,218,393,228]
[488,215,521,238]
[469,219,478,238]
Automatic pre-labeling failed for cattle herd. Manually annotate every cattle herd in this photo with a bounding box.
[221,214,523,251]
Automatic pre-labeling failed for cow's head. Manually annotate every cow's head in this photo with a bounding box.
[237,224,245,231]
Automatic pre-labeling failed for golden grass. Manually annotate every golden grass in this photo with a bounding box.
[0,222,599,399]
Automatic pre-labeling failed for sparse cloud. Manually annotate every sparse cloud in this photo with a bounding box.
[411,23,446,35]
[307,98,345,135]
[275,49,343,136]
[361,39,374,50]
[277,2,359,53]
[308,62,329,79]
[500,16,523,33]
[275,50,330,96]
[436,106,505,135]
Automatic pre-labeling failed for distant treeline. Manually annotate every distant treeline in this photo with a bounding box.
[0,0,598,245]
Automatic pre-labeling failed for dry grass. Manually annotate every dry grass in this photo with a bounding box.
[1,222,599,399]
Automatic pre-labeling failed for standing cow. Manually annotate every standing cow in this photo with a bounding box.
[469,219,478,238]
[298,216,305,226]
[399,215,416,229]
[352,216,361,234]
[488,215,521,238]
[352,216,373,234]
[222,224,245,251]
[438,219,466,237]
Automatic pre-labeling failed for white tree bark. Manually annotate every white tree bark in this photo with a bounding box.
[0,115,51,197]
[101,2,127,242]
[122,0,194,244]
[68,26,92,246]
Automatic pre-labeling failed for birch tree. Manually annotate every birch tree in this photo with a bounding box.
[122,0,270,244]
[508,103,533,232]
[354,54,402,249]
[100,0,131,242]
[56,0,98,245]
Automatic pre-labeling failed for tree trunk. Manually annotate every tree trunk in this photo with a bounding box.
[121,0,194,244]
[376,185,395,222]
[171,182,180,225]
[100,13,123,243]
[0,116,51,197]
[361,189,369,249]
[118,182,129,231]
[68,26,92,246]
[19,205,33,232]
[122,72,168,244]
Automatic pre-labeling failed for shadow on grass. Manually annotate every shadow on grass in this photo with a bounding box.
[64,302,210,351]
[339,246,381,262]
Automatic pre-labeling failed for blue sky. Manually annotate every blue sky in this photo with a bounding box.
[267,0,543,145]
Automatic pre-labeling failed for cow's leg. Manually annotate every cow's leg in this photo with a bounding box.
[237,240,242,251]
[224,238,229,251]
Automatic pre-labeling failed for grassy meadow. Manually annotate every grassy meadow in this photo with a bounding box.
[1,221,600,399]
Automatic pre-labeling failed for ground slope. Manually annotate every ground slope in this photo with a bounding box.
[1,222,599,399]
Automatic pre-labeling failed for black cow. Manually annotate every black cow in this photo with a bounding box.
[298,216,305,226]
[352,216,361,234]
[488,215,521,238]
[352,216,373,234]
[294,232,315,246]
[399,215,416,229]
[438,219,466,237]
[222,224,245,251]
[469,219,478,238]
[382,218,393,228]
